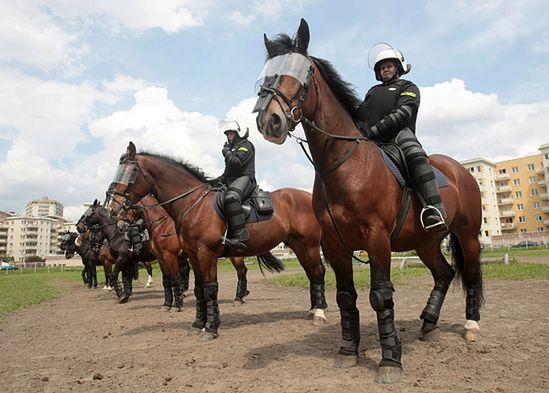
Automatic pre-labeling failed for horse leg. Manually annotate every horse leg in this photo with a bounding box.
[109,269,121,299]
[450,233,484,341]
[81,267,87,286]
[202,281,220,340]
[145,262,153,288]
[91,264,98,289]
[119,269,132,304]
[368,235,402,384]
[161,273,173,312]
[179,256,190,297]
[189,280,206,335]
[415,243,455,339]
[171,275,183,312]
[232,257,249,305]
[289,240,327,324]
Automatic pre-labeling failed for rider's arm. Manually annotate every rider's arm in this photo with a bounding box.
[225,142,254,171]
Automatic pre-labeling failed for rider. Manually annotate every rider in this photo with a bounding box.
[358,45,447,232]
[215,120,257,251]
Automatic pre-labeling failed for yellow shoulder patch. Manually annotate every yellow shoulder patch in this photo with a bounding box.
[238,147,249,152]
[400,91,417,98]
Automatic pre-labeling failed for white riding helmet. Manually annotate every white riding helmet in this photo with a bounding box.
[219,120,248,138]
[369,43,412,81]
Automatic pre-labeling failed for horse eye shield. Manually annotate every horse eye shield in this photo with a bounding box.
[112,163,137,185]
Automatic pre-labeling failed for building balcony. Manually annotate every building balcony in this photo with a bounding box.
[496,185,512,193]
[499,210,515,217]
[496,173,510,180]
[501,223,516,230]
[537,167,545,175]
[542,206,549,213]
[541,192,549,200]
[498,198,514,205]
[544,220,549,226]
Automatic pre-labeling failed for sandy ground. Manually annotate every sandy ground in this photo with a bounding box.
[0,267,548,393]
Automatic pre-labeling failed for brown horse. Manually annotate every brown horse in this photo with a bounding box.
[121,193,272,305]
[254,19,483,383]
[108,142,328,340]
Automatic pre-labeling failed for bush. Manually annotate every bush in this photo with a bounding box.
[24,255,45,263]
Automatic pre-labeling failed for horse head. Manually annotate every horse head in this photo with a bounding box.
[59,231,76,251]
[76,199,106,233]
[108,142,152,219]
[254,18,315,144]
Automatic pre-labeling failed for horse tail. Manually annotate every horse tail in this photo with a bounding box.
[256,252,285,274]
[449,233,484,303]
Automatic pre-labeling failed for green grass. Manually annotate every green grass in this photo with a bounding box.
[272,261,549,289]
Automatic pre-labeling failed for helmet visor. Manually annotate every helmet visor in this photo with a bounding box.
[112,163,137,185]
[255,53,312,93]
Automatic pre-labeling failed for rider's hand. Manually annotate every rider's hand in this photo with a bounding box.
[222,143,231,158]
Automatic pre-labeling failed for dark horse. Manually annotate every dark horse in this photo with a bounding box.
[60,229,102,288]
[254,19,483,383]
[121,193,275,305]
[108,143,328,340]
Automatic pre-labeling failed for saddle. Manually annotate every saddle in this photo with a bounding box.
[214,188,274,223]
[377,143,449,241]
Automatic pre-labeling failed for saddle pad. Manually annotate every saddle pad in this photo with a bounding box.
[380,149,448,188]
[213,192,273,224]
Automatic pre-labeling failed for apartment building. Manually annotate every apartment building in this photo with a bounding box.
[460,143,549,245]
[25,196,63,218]
[0,210,14,257]
[460,158,501,246]
[5,216,59,261]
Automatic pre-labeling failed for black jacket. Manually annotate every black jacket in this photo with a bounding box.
[358,78,420,142]
[221,138,256,183]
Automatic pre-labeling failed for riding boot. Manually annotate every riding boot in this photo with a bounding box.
[222,197,249,251]
[410,156,447,232]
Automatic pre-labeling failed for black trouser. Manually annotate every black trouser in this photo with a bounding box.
[223,176,256,239]
[394,128,446,219]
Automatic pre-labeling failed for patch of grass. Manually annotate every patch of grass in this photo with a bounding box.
[272,262,549,289]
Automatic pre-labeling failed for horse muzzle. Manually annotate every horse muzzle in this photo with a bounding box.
[255,108,290,145]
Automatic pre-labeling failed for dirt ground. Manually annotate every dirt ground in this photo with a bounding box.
[0,267,548,393]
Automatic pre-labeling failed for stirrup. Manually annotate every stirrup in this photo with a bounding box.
[420,206,448,232]
[220,235,247,252]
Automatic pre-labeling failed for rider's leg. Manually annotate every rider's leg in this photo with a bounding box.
[395,128,447,231]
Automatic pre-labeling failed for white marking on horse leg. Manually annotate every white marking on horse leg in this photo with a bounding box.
[310,308,327,325]
[146,274,153,288]
[464,319,480,341]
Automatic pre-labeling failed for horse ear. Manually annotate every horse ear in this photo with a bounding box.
[127,141,136,159]
[264,33,276,58]
[296,18,310,52]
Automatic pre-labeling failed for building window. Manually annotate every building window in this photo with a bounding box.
[535,215,542,222]
[518,216,525,223]
[529,176,537,183]
[515,191,522,198]
[499,169,507,174]
[476,166,481,172]
[538,227,545,232]
[513,179,520,186]
[517,203,524,210]
[512,166,519,173]
[527,163,535,171]
[545,153,549,160]
[520,228,527,233]
[483,217,488,223]
[531,189,539,196]
[484,230,489,237]
[469,167,474,173]
[534,201,541,208]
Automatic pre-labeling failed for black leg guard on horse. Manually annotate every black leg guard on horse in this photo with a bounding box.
[235,277,249,301]
[192,281,206,330]
[396,129,447,232]
[310,281,328,310]
[420,282,450,334]
[171,276,183,308]
[370,281,402,367]
[179,266,190,295]
[162,277,173,307]
[336,288,360,355]
[466,284,481,321]
[204,282,221,335]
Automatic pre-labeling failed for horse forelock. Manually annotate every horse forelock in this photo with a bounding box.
[266,33,363,122]
[137,151,210,183]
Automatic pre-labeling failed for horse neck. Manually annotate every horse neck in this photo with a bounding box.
[96,210,118,242]
[138,155,205,221]
[303,74,377,174]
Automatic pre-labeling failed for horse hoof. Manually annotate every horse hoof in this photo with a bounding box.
[375,366,402,384]
[170,306,182,313]
[308,309,327,325]
[313,315,327,326]
[118,296,129,304]
[463,320,480,342]
[233,299,245,306]
[200,331,218,341]
[188,327,203,336]
[335,353,358,368]
[182,291,189,298]
[420,326,440,342]
[145,283,152,288]
[160,305,171,312]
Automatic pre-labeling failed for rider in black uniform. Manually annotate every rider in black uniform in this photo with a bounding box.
[358,45,447,232]
[216,120,257,250]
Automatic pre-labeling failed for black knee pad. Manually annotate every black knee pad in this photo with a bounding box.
[336,289,357,310]
[369,281,394,311]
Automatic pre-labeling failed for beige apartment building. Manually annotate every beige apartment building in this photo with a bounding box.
[460,143,549,246]
[26,196,63,218]
[5,215,59,261]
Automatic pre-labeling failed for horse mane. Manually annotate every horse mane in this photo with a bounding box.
[137,151,211,183]
[266,33,364,121]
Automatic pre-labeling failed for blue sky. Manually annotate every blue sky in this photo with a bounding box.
[1,0,548,220]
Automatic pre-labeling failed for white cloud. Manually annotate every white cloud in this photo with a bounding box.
[102,74,150,94]
[226,11,256,26]
[418,78,549,161]
[0,1,84,67]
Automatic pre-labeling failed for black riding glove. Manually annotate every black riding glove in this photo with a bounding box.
[222,143,231,158]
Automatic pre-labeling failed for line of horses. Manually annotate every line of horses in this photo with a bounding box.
[69,19,484,384]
